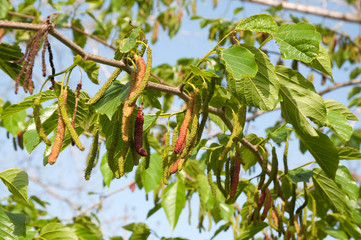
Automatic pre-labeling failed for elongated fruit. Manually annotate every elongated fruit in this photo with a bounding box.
[174,92,195,153]
[134,107,148,156]
[230,155,241,198]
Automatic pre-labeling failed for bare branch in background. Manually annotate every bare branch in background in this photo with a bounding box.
[243,0,361,23]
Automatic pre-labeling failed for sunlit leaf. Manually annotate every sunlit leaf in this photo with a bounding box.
[335,165,358,200]
[236,14,278,33]
[298,131,338,179]
[39,223,78,240]
[162,181,186,230]
[0,168,31,206]
[337,147,361,160]
[326,111,352,142]
[228,45,279,111]
[309,45,333,79]
[218,45,257,80]
[273,23,321,63]
[277,66,326,137]
[0,207,26,239]
[324,99,358,121]
[94,81,129,119]
[74,55,100,84]
[312,169,350,215]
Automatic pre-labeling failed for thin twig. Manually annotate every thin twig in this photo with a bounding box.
[74,180,135,217]
[243,0,361,23]
[29,175,80,210]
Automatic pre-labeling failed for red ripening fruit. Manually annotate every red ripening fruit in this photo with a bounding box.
[261,188,272,221]
[174,93,194,153]
[134,107,148,156]
[286,231,291,240]
[129,182,136,192]
[258,191,266,208]
[17,131,24,150]
[230,155,241,198]
[170,155,182,174]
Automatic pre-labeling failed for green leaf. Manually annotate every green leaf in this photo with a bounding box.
[266,125,289,144]
[0,207,26,239]
[19,227,37,240]
[72,221,103,240]
[162,181,186,230]
[324,99,358,121]
[24,103,58,153]
[0,0,10,19]
[335,165,358,200]
[0,42,24,80]
[209,113,228,132]
[0,43,23,61]
[337,147,361,160]
[277,66,326,137]
[0,90,57,119]
[0,58,22,80]
[123,223,150,240]
[142,154,162,193]
[74,55,100,84]
[273,23,321,63]
[143,112,161,133]
[308,45,333,79]
[312,168,350,215]
[241,134,266,171]
[189,65,220,79]
[287,168,313,183]
[0,168,31,206]
[330,213,361,239]
[196,174,210,210]
[100,154,113,187]
[118,27,140,53]
[236,14,278,33]
[213,198,234,222]
[227,45,279,111]
[323,227,348,240]
[237,222,268,240]
[93,81,129,119]
[298,131,339,179]
[211,223,231,240]
[218,45,258,79]
[143,90,162,110]
[146,203,161,219]
[39,223,78,240]
[350,66,361,80]
[3,110,26,136]
[72,19,87,49]
[326,111,353,141]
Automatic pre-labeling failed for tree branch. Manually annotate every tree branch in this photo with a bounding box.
[74,180,135,217]
[0,19,283,201]
[243,0,361,23]
[318,79,361,95]
[29,175,80,210]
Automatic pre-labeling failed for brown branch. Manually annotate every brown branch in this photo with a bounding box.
[0,19,279,199]
[69,25,116,50]
[7,11,36,20]
[243,0,361,23]
[75,180,135,217]
[29,175,80,210]
[0,18,290,207]
[318,79,361,95]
